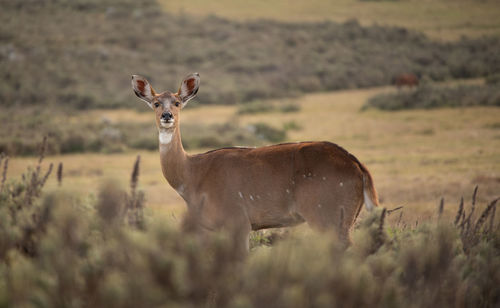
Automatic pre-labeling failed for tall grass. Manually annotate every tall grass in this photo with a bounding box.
[0,140,498,307]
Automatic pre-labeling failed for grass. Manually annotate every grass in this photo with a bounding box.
[1,148,499,307]
[2,1,499,305]
[0,106,288,155]
[159,0,500,40]
[5,83,500,225]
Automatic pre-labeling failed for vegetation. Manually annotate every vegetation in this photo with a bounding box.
[1,2,498,304]
[2,0,499,156]
[1,0,500,111]
[181,121,287,150]
[4,85,499,216]
[159,0,500,40]
[0,145,498,307]
[237,100,301,115]
[486,73,500,85]
[363,83,500,111]
[0,108,288,155]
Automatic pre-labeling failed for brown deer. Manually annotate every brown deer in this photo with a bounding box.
[393,73,419,89]
[131,73,379,254]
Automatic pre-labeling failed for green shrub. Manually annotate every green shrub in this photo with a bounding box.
[283,120,302,131]
[363,83,500,111]
[251,123,287,143]
[486,73,500,85]
[0,147,498,307]
[181,121,284,150]
[237,101,301,115]
[1,0,499,109]
[279,103,301,113]
[0,108,287,155]
[128,136,158,151]
[237,101,275,115]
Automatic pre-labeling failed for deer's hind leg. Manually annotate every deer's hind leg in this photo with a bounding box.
[294,178,364,245]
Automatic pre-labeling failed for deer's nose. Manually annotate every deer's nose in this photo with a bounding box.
[161,111,173,120]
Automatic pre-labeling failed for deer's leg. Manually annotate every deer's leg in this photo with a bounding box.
[217,201,252,258]
[294,179,363,245]
[183,198,251,258]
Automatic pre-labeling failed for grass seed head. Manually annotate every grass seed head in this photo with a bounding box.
[57,162,63,186]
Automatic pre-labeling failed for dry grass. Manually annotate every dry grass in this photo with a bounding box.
[159,0,500,40]
[6,82,500,225]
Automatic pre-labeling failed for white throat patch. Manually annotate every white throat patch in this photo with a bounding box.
[159,130,174,145]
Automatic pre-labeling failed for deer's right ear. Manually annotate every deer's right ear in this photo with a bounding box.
[131,75,156,109]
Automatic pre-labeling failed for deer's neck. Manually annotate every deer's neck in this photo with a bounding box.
[158,125,189,194]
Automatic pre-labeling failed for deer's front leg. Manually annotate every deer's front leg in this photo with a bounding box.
[182,199,252,258]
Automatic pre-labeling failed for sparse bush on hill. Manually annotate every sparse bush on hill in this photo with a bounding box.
[237,101,275,115]
[251,122,287,143]
[0,109,287,155]
[486,73,500,85]
[363,83,500,111]
[0,143,499,307]
[181,121,287,150]
[237,100,301,115]
[1,0,499,110]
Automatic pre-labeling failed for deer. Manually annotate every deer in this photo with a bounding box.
[393,73,419,89]
[131,73,379,255]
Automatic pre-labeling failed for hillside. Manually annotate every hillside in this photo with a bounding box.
[159,0,500,40]
[1,0,499,110]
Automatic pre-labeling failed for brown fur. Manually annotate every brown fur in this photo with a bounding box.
[394,73,419,88]
[131,73,379,254]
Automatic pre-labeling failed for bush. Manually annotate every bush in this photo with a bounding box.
[283,120,302,131]
[279,103,301,113]
[0,109,291,155]
[237,100,301,115]
[486,73,500,85]
[251,123,287,143]
[363,83,500,111]
[0,150,500,307]
[181,121,287,150]
[237,101,275,115]
[0,146,499,307]
[1,0,499,109]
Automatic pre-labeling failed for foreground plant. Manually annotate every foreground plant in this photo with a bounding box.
[0,141,498,307]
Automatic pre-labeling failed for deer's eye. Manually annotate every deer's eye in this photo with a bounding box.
[175,101,180,107]
[154,102,160,108]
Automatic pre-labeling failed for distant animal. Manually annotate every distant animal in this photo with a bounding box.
[393,73,419,89]
[131,73,379,255]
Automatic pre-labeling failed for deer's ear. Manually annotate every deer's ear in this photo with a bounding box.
[178,73,200,107]
[131,75,156,109]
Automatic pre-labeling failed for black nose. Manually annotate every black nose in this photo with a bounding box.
[161,111,173,120]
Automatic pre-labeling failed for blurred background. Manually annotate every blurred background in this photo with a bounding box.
[1,0,499,221]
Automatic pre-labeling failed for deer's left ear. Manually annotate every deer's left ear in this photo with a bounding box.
[177,73,200,108]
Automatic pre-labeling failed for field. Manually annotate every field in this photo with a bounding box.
[7,81,500,225]
[2,0,499,114]
[1,0,500,306]
[159,0,500,40]
[2,83,499,307]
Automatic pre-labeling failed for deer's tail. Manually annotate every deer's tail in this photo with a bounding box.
[359,163,379,211]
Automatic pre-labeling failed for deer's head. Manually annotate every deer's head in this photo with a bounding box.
[131,73,200,131]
